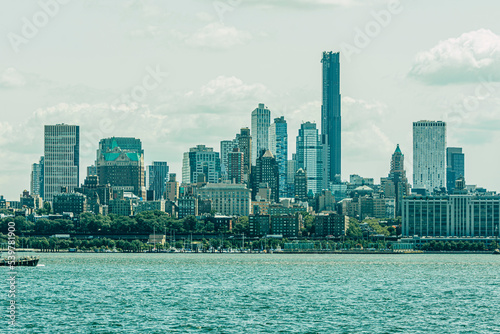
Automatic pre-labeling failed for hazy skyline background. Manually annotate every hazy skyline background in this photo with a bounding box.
[1,0,500,199]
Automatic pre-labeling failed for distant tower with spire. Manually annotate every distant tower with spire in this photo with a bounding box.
[382,144,410,217]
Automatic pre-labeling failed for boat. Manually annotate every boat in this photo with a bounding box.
[0,256,40,267]
[493,249,500,255]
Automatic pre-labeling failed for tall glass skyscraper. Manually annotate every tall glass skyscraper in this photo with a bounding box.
[269,116,288,199]
[44,124,80,202]
[321,51,341,184]
[251,103,271,166]
[446,147,465,192]
[220,139,238,181]
[182,145,221,184]
[413,121,446,192]
[148,161,169,200]
[296,122,323,195]
[31,156,44,198]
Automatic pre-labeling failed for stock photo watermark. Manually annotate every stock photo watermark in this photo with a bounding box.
[6,220,17,328]
[444,74,499,126]
[7,0,71,53]
[340,0,403,62]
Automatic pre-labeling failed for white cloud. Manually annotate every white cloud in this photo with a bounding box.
[0,67,26,88]
[185,23,252,49]
[409,29,500,85]
[200,76,269,102]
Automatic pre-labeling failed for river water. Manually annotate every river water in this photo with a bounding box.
[2,253,499,333]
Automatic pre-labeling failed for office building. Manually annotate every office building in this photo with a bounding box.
[382,145,410,216]
[31,156,44,199]
[227,147,244,184]
[446,147,465,193]
[296,122,323,195]
[236,127,252,179]
[198,183,251,216]
[321,51,341,184]
[269,116,288,199]
[294,168,307,201]
[165,173,179,201]
[402,194,500,237]
[182,145,221,184]
[220,139,238,181]
[252,150,279,203]
[53,192,87,215]
[148,161,169,200]
[251,103,271,166]
[96,137,146,199]
[44,124,80,202]
[413,121,446,193]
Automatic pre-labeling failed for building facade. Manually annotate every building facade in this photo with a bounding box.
[402,194,500,237]
[44,124,80,202]
[227,147,244,184]
[148,161,169,201]
[252,150,279,203]
[96,137,146,199]
[31,156,44,199]
[413,121,446,193]
[251,103,271,166]
[269,116,288,199]
[296,122,323,195]
[182,145,221,184]
[321,51,341,184]
[197,183,251,217]
[220,139,238,181]
[315,212,348,237]
[236,127,252,180]
[446,147,465,193]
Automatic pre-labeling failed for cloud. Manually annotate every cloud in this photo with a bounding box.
[200,76,269,102]
[409,29,500,85]
[0,67,26,88]
[185,23,252,49]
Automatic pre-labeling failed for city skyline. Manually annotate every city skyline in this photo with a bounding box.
[2,1,500,199]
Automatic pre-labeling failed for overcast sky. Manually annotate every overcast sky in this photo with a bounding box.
[1,0,500,199]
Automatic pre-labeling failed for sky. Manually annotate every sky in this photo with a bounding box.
[1,0,500,200]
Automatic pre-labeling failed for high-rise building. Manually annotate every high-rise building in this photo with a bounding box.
[294,168,307,201]
[446,147,465,193]
[148,161,169,201]
[413,121,446,192]
[382,144,410,216]
[165,173,179,201]
[321,51,341,184]
[44,124,80,202]
[228,147,244,184]
[251,103,271,166]
[96,137,146,199]
[296,122,323,195]
[286,154,297,198]
[236,127,252,181]
[31,156,44,199]
[220,139,237,181]
[182,145,221,184]
[269,116,288,199]
[252,150,279,203]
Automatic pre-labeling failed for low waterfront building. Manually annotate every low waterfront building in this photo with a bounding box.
[134,200,165,215]
[271,214,302,238]
[402,194,500,237]
[178,196,198,219]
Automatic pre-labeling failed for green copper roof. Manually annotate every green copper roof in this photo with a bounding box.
[103,152,140,161]
[395,144,401,154]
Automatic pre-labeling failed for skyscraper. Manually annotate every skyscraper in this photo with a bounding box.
[296,122,323,195]
[383,144,410,216]
[446,147,465,193]
[269,116,288,199]
[96,137,146,199]
[236,127,252,181]
[182,145,221,184]
[31,156,44,199]
[220,139,237,181]
[228,147,244,184]
[44,124,80,202]
[251,103,271,166]
[413,121,446,192]
[252,150,279,203]
[321,51,341,184]
[148,161,169,200]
